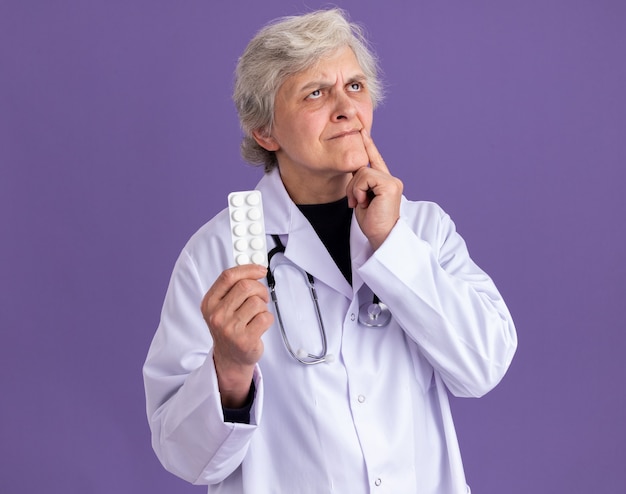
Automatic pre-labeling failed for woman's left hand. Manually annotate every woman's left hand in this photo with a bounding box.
[346,128,403,250]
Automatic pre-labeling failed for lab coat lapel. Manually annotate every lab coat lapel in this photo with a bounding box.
[349,214,371,295]
[257,170,353,299]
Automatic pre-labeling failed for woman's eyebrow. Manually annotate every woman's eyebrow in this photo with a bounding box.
[299,80,328,93]
[346,74,367,85]
[298,74,367,94]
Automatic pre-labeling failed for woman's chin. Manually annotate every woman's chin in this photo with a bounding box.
[342,150,370,172]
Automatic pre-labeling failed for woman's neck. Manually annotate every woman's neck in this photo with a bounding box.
[278,167,352,205]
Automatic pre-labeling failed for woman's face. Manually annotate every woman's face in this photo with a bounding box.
[254,46,374,203]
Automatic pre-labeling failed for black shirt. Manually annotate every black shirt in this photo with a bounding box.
[297,196,353,285]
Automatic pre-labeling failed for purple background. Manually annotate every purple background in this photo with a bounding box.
[2,1,624,492]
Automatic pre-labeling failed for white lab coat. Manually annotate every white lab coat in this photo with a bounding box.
[143,168,517,493]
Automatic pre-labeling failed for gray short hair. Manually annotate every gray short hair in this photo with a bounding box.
[233,8,384,172]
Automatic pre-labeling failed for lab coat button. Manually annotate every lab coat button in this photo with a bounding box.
[357,394,366,403]
[375,478,382,487]
[350,313,356,321]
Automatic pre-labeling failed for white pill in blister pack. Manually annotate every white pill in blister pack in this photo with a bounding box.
[227,190,268,267]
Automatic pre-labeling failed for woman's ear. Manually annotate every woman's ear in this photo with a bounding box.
[252,129,280,152]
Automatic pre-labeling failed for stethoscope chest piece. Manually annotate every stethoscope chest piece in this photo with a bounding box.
[358,301,391,327]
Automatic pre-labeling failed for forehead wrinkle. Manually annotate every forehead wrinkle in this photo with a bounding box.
[278,47,368,99]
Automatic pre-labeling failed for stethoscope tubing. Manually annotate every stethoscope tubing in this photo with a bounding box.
[266,234,390,365]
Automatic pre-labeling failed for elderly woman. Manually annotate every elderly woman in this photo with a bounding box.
[143,9,517,493]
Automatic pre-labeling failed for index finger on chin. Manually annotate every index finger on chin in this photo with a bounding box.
[360,128,390,174]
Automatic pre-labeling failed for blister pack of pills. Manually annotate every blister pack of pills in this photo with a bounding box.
[227,190,268,267]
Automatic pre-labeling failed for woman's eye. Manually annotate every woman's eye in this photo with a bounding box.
[348,82,362,91]
[308,89,322,99]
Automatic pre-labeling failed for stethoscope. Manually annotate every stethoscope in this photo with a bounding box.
[266,235,391,365]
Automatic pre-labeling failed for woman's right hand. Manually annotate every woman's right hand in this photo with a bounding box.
[201,264,273,408]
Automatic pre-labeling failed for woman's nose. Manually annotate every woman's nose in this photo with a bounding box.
[331,91,357,121]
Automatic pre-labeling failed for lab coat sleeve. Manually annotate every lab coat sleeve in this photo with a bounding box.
[356,202,517,398]
[143,247,263,485]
